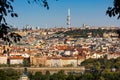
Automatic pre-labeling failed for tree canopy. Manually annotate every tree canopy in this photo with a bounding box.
[106,0,120,19]
[0,0,52,46]
[0,0,22,46]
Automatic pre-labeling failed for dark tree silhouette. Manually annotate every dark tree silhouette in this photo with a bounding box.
[27,0,50,9]
[0,0,56,45]
[106,0,120,38]
[0,0,22,46]
[106,0,120,19]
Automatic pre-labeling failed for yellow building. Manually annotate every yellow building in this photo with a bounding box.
[0,55,7,64]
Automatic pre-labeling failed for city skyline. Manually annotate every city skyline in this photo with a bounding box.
[6,0,120,28]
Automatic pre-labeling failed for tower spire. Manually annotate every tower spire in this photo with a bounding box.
[67,8,71,28]
[68,8,70,16]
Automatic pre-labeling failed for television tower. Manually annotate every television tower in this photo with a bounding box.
[67,8,71,28]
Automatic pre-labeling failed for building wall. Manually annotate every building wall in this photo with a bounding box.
[10,59,23,64]
[46,59,51,67]
[107,54,120,59]
[19,76,29,80]
[50,59,62,67]
[0,56,7,64]
[77,58,85,65]
[30,56,47,67]
[31,57,79,67]
[62,59,77,67]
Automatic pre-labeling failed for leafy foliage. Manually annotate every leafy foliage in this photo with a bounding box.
[63,28,119,38]
[106,0,120,19]
[23,58,31,67]
[27,0,58,10]
[0,69,21,80]
[0,0,22,46]
[0,67,120,80]
[27,0,49,9]
[0,0,58,46]
[81,57,120,71]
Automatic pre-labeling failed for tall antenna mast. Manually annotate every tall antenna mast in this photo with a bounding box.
[67,8,71,28]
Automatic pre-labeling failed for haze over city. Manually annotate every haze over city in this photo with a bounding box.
[6,0,120,28]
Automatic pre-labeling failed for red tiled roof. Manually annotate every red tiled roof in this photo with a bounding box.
[8,56,24,59]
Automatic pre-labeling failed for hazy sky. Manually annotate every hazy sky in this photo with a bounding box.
[6,0,120,28]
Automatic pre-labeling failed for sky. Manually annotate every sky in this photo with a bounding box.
[6,0,120,28]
